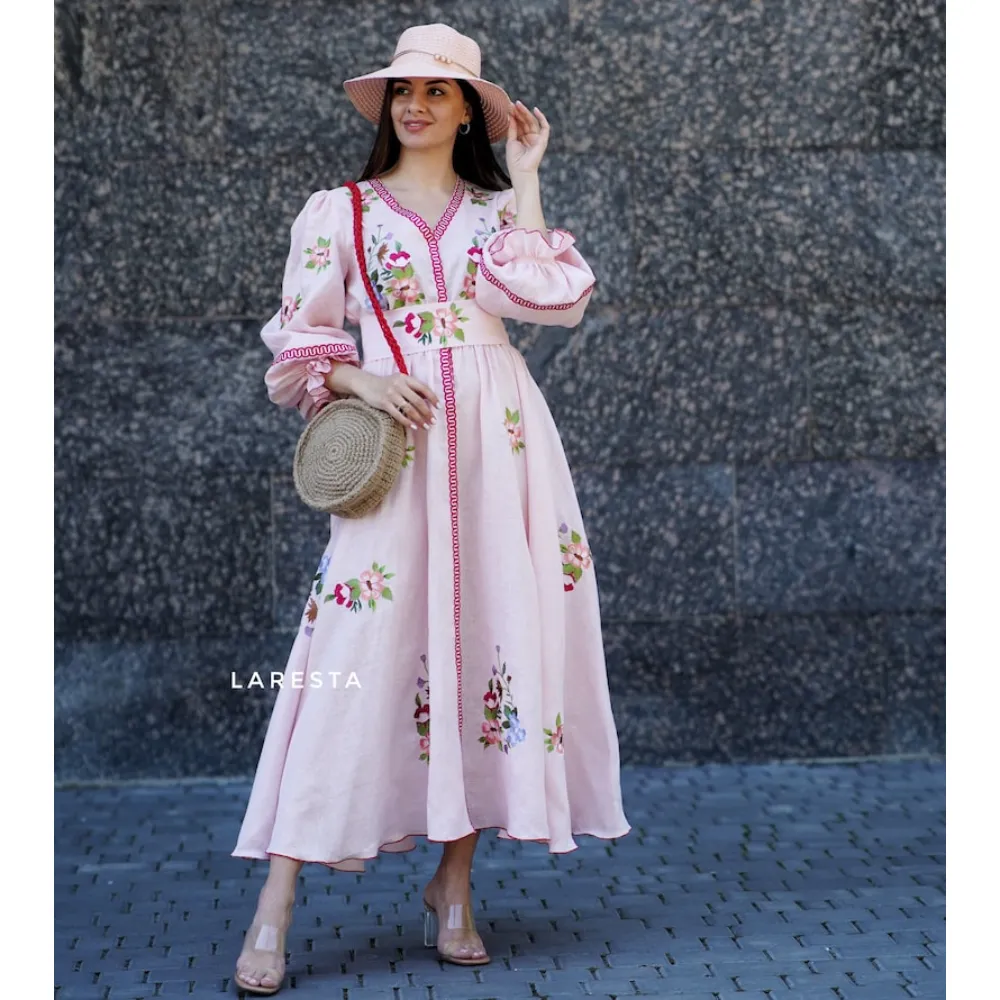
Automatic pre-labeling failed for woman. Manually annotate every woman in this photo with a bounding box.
[232,23,631,995]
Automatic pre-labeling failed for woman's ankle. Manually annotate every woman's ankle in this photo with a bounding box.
[427,870,472,899]
[257,880,296,913]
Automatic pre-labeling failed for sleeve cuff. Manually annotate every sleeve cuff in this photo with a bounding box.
[485,227,578,265]
[265,344,361,419]
[477,226,596,316]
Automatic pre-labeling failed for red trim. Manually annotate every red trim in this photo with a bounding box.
[432,180,465,241]
[345,181,409,376]
[271,343,359,366]
[370,176,464,302]
[427,242,449,302]
[440,348,464,736]
[477,258,596,311]
[233,823,633,869]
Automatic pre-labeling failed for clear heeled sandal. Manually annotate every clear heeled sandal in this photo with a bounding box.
[422,897,491,965]
[233,917,289,996]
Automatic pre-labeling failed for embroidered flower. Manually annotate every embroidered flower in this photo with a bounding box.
[347,186,382,212]
[365,227,425,309]
[402,442,416,468]
[395,303,467,346]
[359,568,385,601]
[387,249,412,271]
[388,273,422,303]
[558,524,592,591]
[304,236,332,271]
[303,596,319,636]
[280,292,302,328]
[481,719,502,746]
[543,713,565,754]
[459,221,497,300]
[479,645,523,753]
[302,551,334,635]
[325,562,395,613]
[504,408,526,454]
[468,185,491,206]
[432,306,458,338]
[498,204,516,229]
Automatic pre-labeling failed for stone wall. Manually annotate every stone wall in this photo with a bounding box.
[54,0,945,779]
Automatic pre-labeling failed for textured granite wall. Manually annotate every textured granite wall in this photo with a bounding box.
[54,0,945,780]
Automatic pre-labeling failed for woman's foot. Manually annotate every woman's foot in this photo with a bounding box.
[422,872,490,965]
[234,884,294,995]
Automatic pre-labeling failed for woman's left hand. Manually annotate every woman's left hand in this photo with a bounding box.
[506,101,550,177]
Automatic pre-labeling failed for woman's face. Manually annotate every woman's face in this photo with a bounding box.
[389,77,471,148]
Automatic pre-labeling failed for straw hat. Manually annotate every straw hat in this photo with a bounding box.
[343,24,513,143]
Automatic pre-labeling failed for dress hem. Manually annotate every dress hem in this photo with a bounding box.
[231,823,633,870]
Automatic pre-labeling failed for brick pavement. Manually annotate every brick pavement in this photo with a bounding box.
[54,759,944,999]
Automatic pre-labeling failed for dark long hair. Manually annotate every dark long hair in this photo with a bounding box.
[357,79,510,191]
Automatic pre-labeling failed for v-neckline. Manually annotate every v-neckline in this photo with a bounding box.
[369,175,465,242]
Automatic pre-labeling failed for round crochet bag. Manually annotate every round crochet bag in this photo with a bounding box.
[291,180,411,518]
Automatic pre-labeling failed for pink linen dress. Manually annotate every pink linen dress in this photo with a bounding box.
[231,175,631,872]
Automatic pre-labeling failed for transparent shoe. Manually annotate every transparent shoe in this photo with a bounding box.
[233,915,289,995]
[422,895,490,965]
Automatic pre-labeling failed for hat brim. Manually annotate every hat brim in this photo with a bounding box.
[343,54,512,144]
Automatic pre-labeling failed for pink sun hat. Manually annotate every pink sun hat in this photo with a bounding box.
[343,23,514,143]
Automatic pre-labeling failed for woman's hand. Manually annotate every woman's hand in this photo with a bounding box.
[506,100,550,178]
[355,371,440,430]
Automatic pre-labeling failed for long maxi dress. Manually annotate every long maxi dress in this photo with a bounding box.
[232,175,631,872]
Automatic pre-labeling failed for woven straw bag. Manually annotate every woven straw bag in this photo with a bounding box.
[292,180,411,518]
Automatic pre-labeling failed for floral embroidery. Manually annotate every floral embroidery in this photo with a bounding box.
[345,185,381,213]
[504,407,525,454]
[415,656,430,763]
[303,596,319,635]
[559,522,592,592]
[325,561,395,613]
[498,202,517,229]
[543,712,565,754]
[402,442,416,468]
[304,236,333,271]
[459,217,500,301]
[302,552,332,636]
[280,292,302,328]
[467,185,491,206]
[364,224,426,310]
[393,302,468,346]
[479,645,526,752]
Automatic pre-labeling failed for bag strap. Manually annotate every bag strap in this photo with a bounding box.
[345,180,409,377]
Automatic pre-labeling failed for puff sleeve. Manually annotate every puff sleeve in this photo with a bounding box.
[475,187,597,327]
[260,188,362,421]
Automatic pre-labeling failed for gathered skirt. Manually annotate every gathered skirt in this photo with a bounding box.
[232,339,631,871]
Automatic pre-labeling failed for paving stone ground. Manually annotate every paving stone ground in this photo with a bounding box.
[55,759,944,999]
